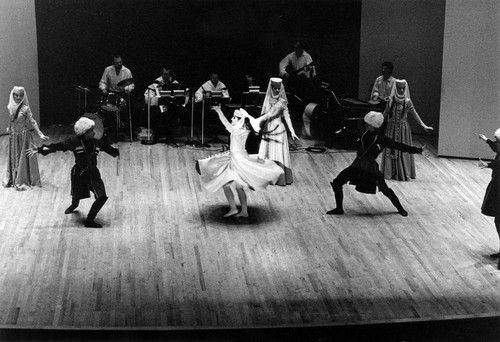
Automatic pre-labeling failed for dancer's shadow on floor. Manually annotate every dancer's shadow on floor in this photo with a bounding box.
[200,205,276,227]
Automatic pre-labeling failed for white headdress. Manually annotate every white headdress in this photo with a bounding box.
[494,128,500,140]
[364,111,384,129]
[389,79,411,106]
[7,86,29,118]
[74,117,95,136]
[261,77,288,115]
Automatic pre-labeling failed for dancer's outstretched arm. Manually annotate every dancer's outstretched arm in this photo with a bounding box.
[212,106,232,132]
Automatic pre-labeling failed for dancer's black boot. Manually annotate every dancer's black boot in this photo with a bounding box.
[326,181,344,215]
[65,199,80,214]
[84,196,108,228]
[381,188,408,216]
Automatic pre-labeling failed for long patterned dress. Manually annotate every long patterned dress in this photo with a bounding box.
[197,117,284,192]
[258,102,294,185]
[381,99,422,181]
[3,105,44,190]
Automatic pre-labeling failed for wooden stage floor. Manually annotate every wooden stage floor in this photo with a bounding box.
[0,125,499,338]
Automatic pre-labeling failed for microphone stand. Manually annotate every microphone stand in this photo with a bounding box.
[184,88,202,147]
[141,87,156,145]
[128,91,133,142]
[197,97,210,148]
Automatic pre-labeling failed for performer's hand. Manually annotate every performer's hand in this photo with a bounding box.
[479,134,488,141]
[26,143,38,157]
[422,125,434,132]
[478,158,488,168]
[39,134,49,141]
[291,132,300,140]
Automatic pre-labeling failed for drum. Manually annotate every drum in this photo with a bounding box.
[100,92,120,112]
[81,112,104,139]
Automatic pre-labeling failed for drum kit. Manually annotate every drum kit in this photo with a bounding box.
[74,78,135,142]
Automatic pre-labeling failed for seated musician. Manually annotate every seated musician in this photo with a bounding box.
[195,72,230,103]
[144,68,187,142]
[369,61,395,107]
[99,54,134,95]
[279,41,316,103]
[98,54,134,141]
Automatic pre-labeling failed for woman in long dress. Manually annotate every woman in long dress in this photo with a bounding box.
[3,86,49,190]
[196,106,283,218]
[478,130,500,269]
[381,79,433,181]
[258,77,299,186]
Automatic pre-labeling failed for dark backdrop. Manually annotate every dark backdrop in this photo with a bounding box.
[35,0,361,125]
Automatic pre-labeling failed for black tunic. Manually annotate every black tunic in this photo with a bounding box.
[38,137,119,200]
[343,129,422,194]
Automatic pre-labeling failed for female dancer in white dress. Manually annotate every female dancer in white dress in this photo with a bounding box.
[381,79,433,181]
[3,86,49,189]
[196,106,284,218]
[258,77,299,185]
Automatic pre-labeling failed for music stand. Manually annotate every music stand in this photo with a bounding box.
[141,88,156,145]
[75,85,91,118]
[203,92,230,146]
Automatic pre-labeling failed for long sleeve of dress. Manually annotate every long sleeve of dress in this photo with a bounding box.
[407,100,426,127]
[24,106,44,137]
[282,107,296,136]
[215,109,233,133]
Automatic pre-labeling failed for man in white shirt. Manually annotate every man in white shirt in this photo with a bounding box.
[99,55,135,94]
[195,72,230,103]
[279,41,316,80]
[99,54,135,141]
[369,61,394,106]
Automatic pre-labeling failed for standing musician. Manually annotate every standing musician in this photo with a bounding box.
[279,41,316,102]
[26,117,120,228]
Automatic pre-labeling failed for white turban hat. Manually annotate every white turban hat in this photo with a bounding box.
[364,111,384,129]
[74,117,95,136]
[494,128,500,140]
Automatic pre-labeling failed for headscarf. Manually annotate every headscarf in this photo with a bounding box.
[8,86,29,120]
[261,77,288,115]
[232,108,250,129]
[389,79,410,106]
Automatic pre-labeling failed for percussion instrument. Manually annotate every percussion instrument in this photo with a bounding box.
[100,92,124,112]
[117,78,135,87]
[302,102,321,138]
[81,112,104,139]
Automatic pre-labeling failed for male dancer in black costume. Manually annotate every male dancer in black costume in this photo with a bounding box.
[327,111,426,216]
[27,117,119,228]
